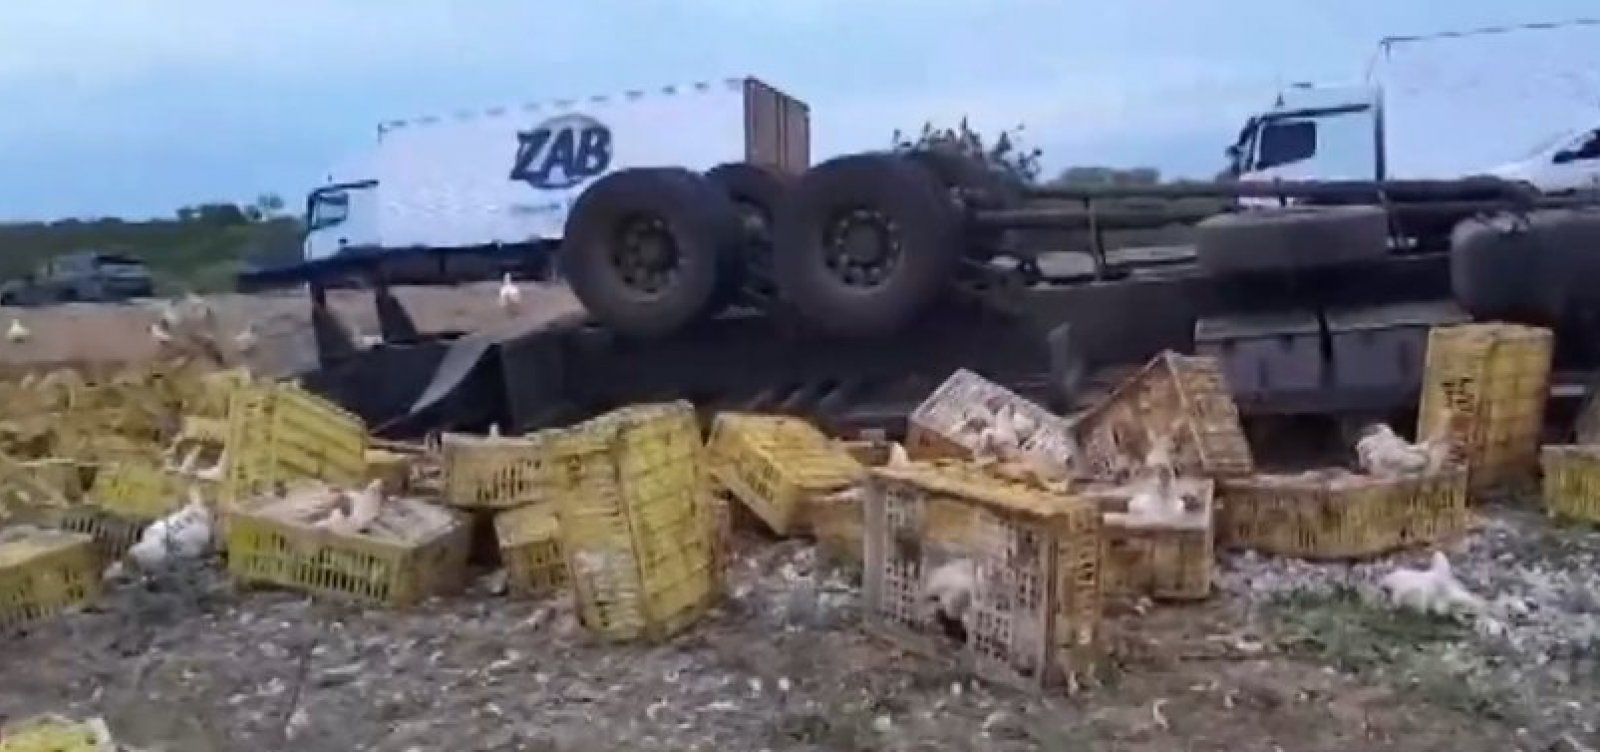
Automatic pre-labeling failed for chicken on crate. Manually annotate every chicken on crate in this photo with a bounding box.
[494,500,567,598]
[547,401,718,643]
[224,480,471,607]
[1079,468,1216,601]
[906,369,1077,473]
[704,413,866,536]
[1417,323,1553,493]
[1072,351,1254,481]
[1539,445,1600,524]
[862,461,1102,692]
[0,527,102,631]
[439,427,551,510]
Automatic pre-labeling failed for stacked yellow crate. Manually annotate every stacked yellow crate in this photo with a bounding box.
[1417,323,1553,493]
[547,401,716,642]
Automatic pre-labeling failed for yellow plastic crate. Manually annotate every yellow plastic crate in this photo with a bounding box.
[225,495,470,607]
[440,431,550,509]
[178,415,231,445]
[548,401,717,643]
[0,457,89,514]
[1218,467,1470,560]
[0,528,102,631]
[0,715,115,752]
[494,501,566,597]
[1081,479,1215,601]
[1073,351,1255,481]
[1541,445,1600,523]
[1418,323,1553,493]
[58,508,145,561]
[705,413,865,536]
[88,461,186,522]
[863,460,1103,692]
[222,382,368,504]
[906,369,1078,473]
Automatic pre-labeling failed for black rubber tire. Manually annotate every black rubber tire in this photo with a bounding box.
[1195,205,1390,276]
[560,167,744,337]
[705,162,794,298]
[774,153,962,338]
[1452,209,1600,321]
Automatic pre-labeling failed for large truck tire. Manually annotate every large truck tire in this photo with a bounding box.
[561,167,744,337]
[903,150,1023,259]
[705,162,794,293]
[773,153,963,338]
[1195,205,1390,276]
[1452,209,1600,321]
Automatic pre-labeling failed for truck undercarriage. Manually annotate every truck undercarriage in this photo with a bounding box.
[271,157,1600,443]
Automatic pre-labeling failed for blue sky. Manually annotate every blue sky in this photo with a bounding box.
[0,1,1591,221]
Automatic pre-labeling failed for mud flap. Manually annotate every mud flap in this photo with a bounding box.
[310,283,356,365]
[409,331,498,417]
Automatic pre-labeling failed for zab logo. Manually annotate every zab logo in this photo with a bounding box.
[510,114,613,190]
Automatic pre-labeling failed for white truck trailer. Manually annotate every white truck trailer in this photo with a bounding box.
[1229,19,1600,194]
[297,76,809,283]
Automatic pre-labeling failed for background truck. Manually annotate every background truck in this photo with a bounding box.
[0,251,154,306]
[286,76,809,288]
[1229,19,1600,194]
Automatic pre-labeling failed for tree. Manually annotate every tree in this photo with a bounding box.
[890,118,1044,184]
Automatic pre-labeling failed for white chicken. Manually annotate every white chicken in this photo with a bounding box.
[234,325,259,354]
[1355,424,1450,478]
[1377,551,1485,616]
[1126,464,1185,523]
[128,488,214,569]
[498,273,523,314]
[923,557,978,642]
[315,479,385,536]
[6,318,29,343]
[149,319,174,344]
[887,441,911,468]
[158,300,183,328]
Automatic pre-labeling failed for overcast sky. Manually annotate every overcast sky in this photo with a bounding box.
[0,1,1592,221]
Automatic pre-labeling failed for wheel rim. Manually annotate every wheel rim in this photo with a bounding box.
[612,216,681,295]
[823,209,900,289]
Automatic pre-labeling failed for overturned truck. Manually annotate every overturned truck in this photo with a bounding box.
[278,150,1600,438]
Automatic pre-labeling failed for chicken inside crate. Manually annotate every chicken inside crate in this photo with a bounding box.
[1071,351,1254,481]
[905,368,1077,472]
[862,461,1102,692]
[0,527,102,632]
[224,481,471,607]
[1078,475,1216,601]
[1218,465,1469,561]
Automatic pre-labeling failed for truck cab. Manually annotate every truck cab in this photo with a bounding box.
[1228,83,1379,185]
[303,180,380,262]
[1484,124,1600,195]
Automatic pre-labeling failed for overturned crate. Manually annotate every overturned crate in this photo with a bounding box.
[440,431,550,510]
[549,401,717,643]
[705,413,865,536]
[61,461,191,559]
[1540,445,1600,524]
[222,381,368,506]
[1080,478,1215,601]
[0,528,102,631]
[1218,467,1469,560]
[1073,351,1254,481]
[863,461,1102,691]
[225,493,471,607]
[1417,323,1553,493]
[494,501,567,597]
[906,369,1077,474]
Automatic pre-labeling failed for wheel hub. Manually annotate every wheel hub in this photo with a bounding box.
[824,210,900,288]
[614,217,680,294]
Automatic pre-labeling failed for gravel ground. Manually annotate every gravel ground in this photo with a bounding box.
[4,508,1595,752]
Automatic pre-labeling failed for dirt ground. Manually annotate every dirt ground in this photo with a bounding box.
[0,282,581,377]
[2,506,1596,752]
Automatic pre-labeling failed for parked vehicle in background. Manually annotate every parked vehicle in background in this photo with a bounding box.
[0,251,155,306]
[1229,19,1600,194]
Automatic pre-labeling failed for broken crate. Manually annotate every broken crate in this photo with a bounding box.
[704,413,865,536]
